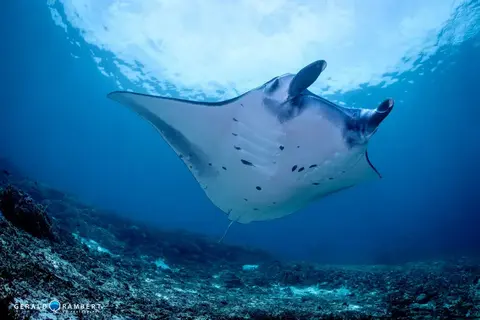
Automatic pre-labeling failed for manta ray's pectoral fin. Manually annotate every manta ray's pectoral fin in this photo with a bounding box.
[288,60,327,97]
[107,91,237,177]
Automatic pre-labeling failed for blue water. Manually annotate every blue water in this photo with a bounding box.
[1,0,479,264]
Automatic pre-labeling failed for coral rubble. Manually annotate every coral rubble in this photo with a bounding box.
[0,158,479,319]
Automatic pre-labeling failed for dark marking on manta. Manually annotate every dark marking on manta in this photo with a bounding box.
[234,146,241,150]
[233,117,238,122]
[232,133,238,136]
[208,163,212,166]
[297,146,300,148]
[241,159,255,166]
[312,182,320,185]
[309,164,317,168]
[244,198,248,201]
[328,177,333,180]
[179,154,183,158]
[279,145,284,150]
[253,208,259,211]
[298,167,305,172]
[256,186,262,190]
[291,165,297,172]
[222,166,227,170]
[273,202,276,204]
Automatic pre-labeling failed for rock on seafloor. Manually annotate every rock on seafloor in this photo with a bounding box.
[0,157,479,319]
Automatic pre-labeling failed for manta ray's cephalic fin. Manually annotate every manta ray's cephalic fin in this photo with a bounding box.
[288,60,327,97]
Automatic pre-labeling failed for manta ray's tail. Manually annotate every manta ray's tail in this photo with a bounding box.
[218,220,235,243]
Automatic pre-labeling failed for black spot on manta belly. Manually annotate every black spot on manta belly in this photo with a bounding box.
[234,146,241,150]
[244,198,248,201]
[233,117,238,122]
[291,165,297,172]
[298,167,305,172]
[208,163,212,166]
[241,159,255,166]
[222,166,227,170]
[279,145,284,150]
[256,186,262,190]
[309,164,317,168]
[232,133,238,136]
[312,182,319,185]
[253,208,259,211]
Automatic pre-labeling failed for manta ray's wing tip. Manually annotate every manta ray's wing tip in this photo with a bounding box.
[107,91,123,100]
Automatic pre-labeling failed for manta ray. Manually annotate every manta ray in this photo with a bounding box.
[108,60,393,224]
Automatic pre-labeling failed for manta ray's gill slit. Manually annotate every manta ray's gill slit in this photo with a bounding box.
[309,164,317,168]
[291,165,298,172]
[232,137,277,169]
[240,159,255,167]
[298,167,305,172]
[235,121,282,150]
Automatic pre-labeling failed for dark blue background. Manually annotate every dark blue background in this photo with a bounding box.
[1,0,479,264]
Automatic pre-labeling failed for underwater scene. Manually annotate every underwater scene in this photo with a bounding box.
[1,0,480,319]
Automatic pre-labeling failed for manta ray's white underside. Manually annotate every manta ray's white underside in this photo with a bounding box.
[108,89,379,223]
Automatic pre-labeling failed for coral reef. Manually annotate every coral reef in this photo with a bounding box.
[0,185,55,240]
[0,157,479,319]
